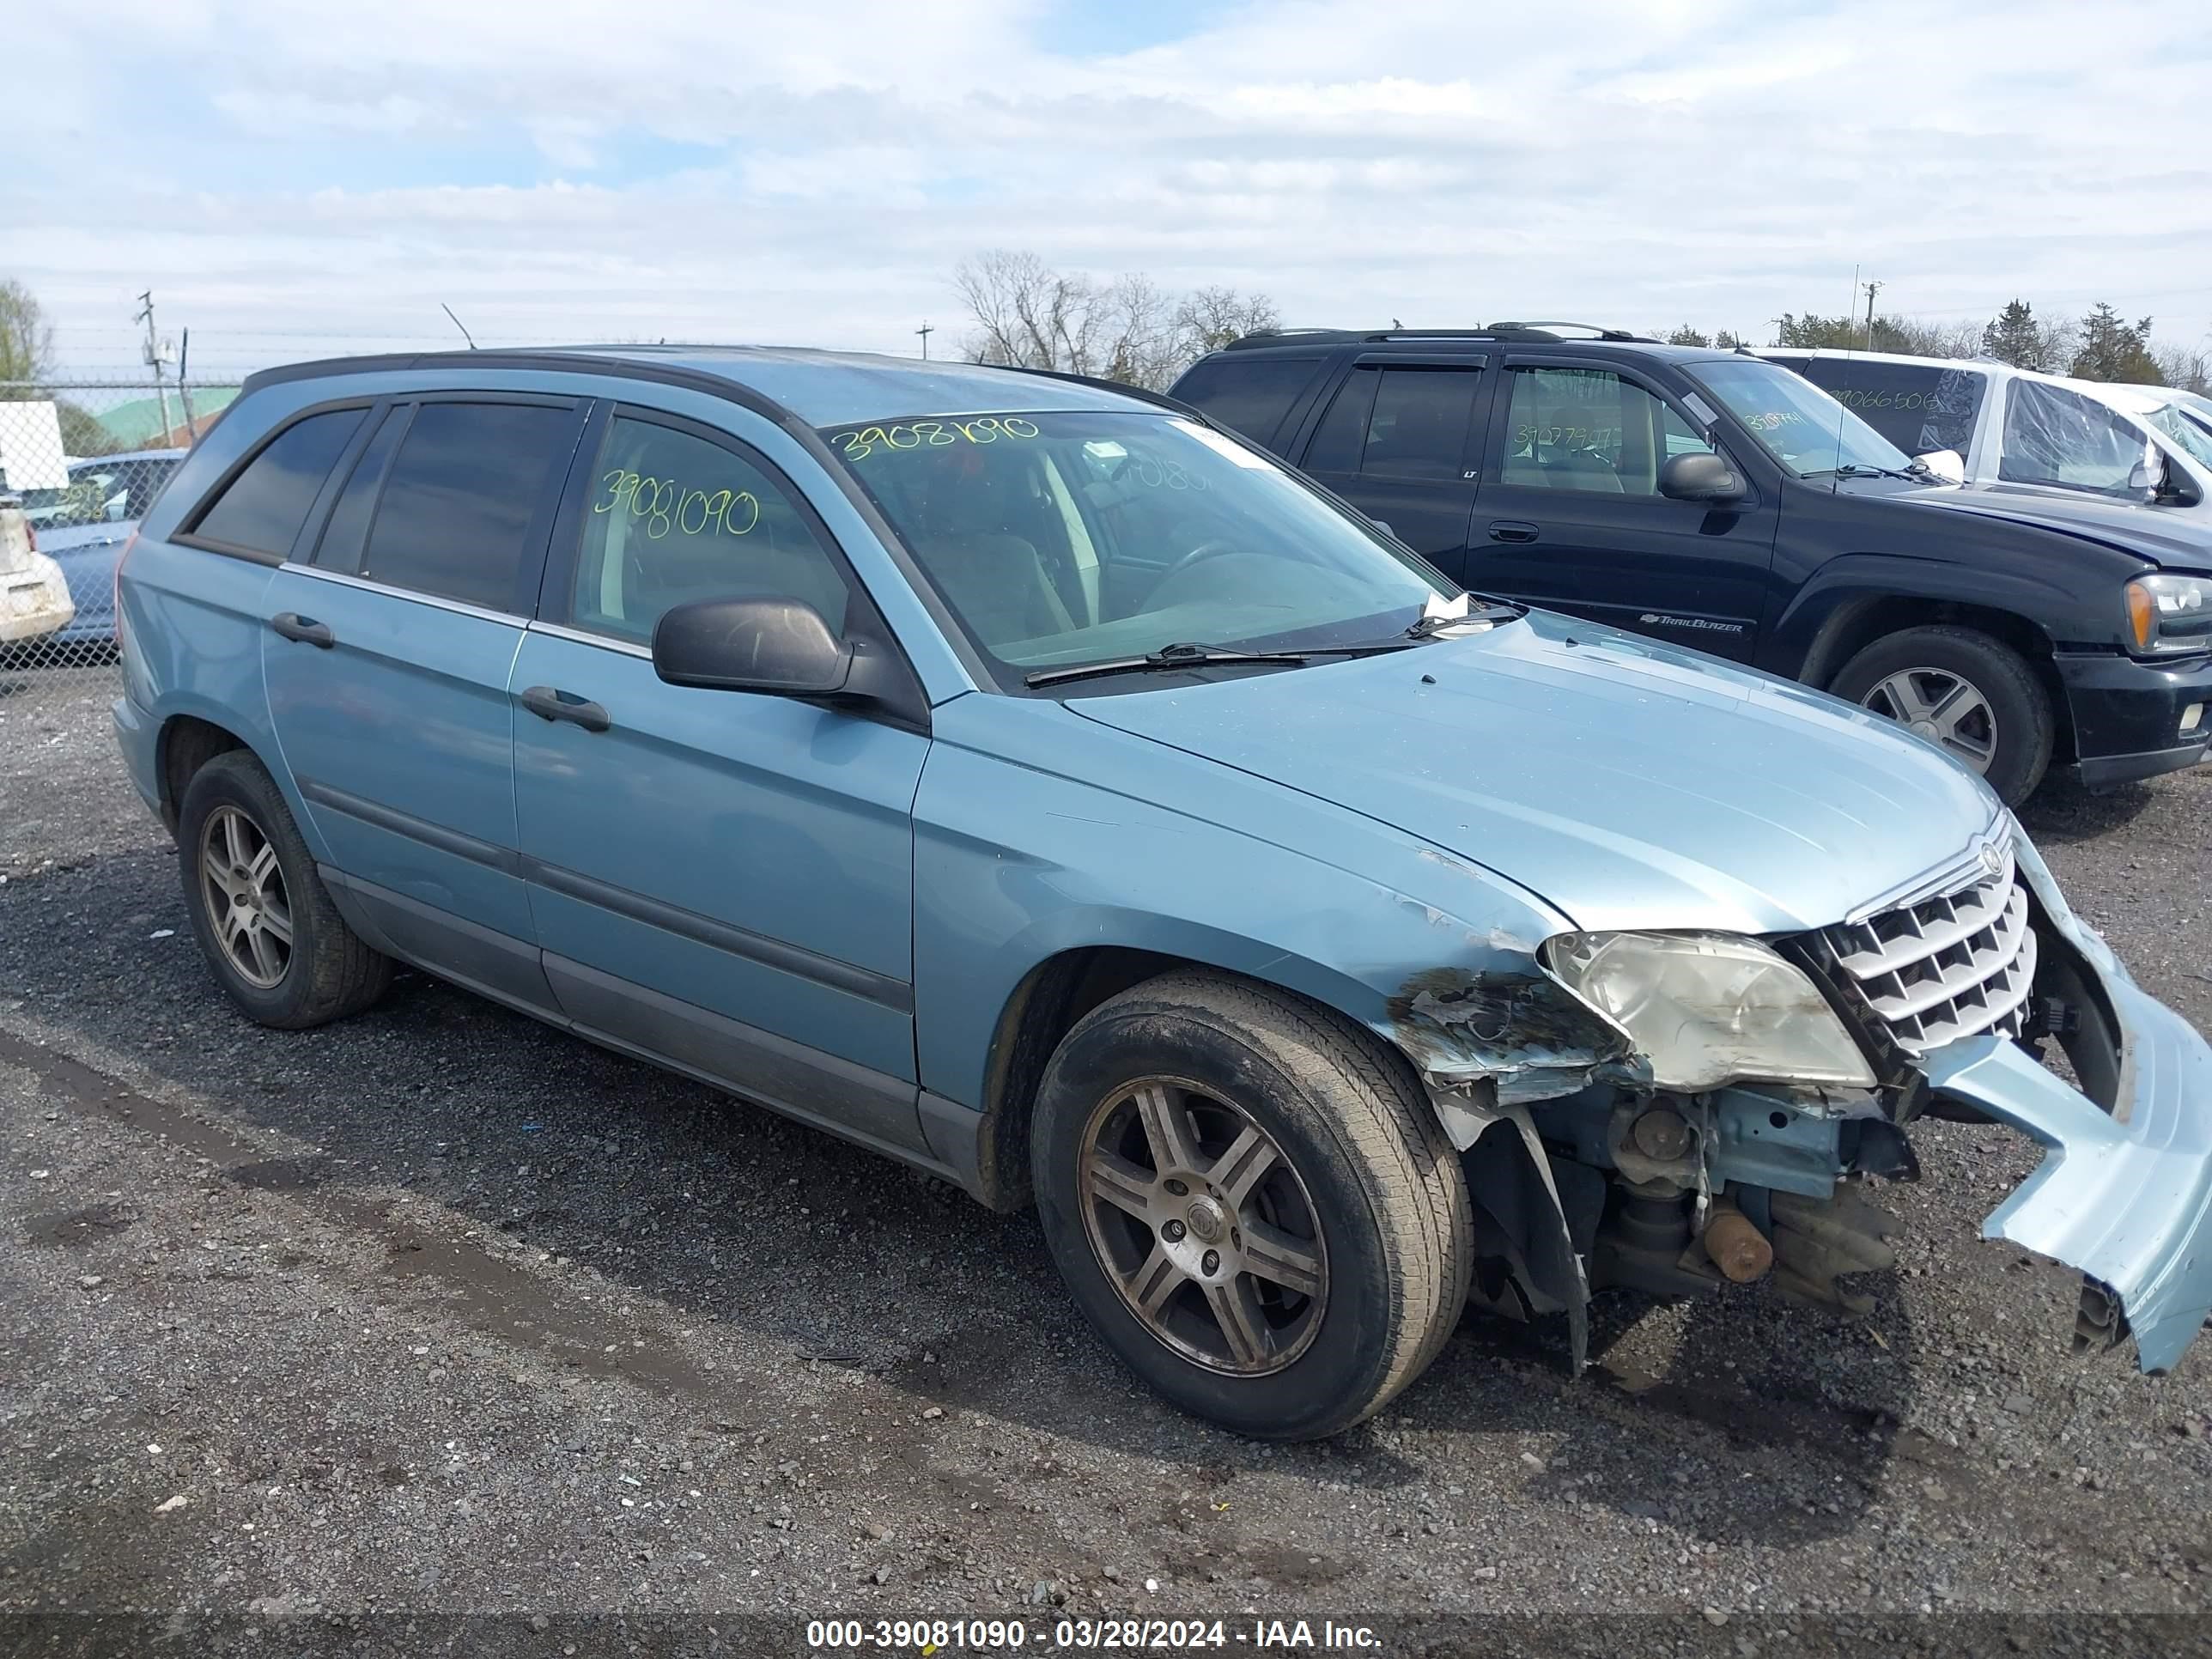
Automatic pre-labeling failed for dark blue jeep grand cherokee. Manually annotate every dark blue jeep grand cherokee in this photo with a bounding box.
[1171,325,2212,805]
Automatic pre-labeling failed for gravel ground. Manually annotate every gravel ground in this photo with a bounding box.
[3,660,2210,1657]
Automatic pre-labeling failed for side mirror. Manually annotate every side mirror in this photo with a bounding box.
[1657,451,1744,504]
[1368,515,1395,538]
[653,596,853,696]
[1915,448,1966,483]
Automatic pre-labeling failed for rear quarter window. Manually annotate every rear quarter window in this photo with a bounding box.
[188,408,367,556]
[1169,355,1324,452]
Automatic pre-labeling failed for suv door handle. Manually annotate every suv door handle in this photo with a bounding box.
[269,612,335,647]
[1487,520,1540,544]
[520,684,611,733]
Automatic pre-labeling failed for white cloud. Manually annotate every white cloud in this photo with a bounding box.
[9,0,2210,374]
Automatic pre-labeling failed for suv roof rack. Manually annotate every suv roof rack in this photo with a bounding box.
[1489,320,1659,343]
[1223,322,1659,351]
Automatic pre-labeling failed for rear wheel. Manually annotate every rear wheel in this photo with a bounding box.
[1831,624,2054,804]
[1031,970,1472,1440]
[177,751,392,1028]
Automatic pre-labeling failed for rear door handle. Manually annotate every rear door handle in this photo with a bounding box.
[520,684,611,733]
[269,612,334,647]
[1487,520,1540,544]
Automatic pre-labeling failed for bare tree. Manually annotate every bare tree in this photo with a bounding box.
[954,251,1277,390]
[1172,286,1282,359]
[2153,345,2210,397]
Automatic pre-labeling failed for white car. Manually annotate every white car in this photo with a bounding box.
[1756,349,2212,517]
[0,495,76,646]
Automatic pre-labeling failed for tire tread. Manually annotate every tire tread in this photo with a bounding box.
[1053,969,1472,1437]
[179,751,392,1029]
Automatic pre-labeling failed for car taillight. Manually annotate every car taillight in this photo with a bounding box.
[113,529,139,640]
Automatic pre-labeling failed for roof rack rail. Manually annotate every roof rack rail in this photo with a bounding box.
[1224,322,1661,351]
[1488,320,1658,343]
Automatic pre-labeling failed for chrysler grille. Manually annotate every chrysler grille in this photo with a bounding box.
[1820,847,2038,1057]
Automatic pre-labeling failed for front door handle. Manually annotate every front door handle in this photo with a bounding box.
[520,684,611,733]
[1487,520,1540,544]
[269,612,334,647]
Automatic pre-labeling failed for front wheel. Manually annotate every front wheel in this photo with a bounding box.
[1830,624,2055,805]
[1031,970,1472,1440]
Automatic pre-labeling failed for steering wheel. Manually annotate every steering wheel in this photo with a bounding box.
[1151,538,1245,595]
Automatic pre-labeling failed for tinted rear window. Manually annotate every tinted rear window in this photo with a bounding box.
[361,403,570,611]
[1800,359,1985,458]
[1170,355,1323,451]
[312,406,407,573]
[1304,366,1482,479]
[191,409,366,556]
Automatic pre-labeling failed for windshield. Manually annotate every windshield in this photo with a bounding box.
[820,410,1452,680]
[1685,359,1920,478]
[2145,403,2212,469]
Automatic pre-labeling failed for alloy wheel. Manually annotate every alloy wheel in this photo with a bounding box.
[199,805,293,989]
[1078,1076,1328,1376]
[1860,667,1997,773]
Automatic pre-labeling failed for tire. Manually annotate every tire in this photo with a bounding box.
[1830,624,2055,805]
[176,750,392,1029]
[1030,969,1473,1440]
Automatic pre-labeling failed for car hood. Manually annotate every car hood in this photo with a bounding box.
[1900,485,2212,572]
[1066,610,2000,936]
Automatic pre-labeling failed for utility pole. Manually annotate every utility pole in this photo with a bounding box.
[136,291,173,441]
[915,320,934,361]
[1862,280,1883,352]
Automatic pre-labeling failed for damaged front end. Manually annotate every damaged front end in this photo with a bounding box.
[1389,819,2212,1377]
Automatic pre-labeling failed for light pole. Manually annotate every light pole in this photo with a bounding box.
[916,320,934,361]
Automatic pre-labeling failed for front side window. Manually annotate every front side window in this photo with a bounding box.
[1997,380,2146,495]
[1304,368,1480,479]
[1684,359,1916,478]
[820,410,1449,678]
[568,416,848,643]
[2144,402,2212,469]
[191,409,365,555]
[1498,367,1713,495]
[362,402,571,611]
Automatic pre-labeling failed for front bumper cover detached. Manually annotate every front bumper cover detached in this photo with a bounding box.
[1920,830,2212,1374]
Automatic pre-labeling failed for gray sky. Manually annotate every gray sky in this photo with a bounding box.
[14,0,2210,380]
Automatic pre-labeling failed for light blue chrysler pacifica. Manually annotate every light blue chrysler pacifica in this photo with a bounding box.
[111,346,2212,1438]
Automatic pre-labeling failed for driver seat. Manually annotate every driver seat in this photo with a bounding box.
[914,532,1075,649]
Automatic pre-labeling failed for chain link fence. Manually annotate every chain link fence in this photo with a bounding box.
[1,380,239,674]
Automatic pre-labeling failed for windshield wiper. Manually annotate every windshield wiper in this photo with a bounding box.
[1024,638,1414,689]
[1822,462,1929,483]
[1406,598,1527,638]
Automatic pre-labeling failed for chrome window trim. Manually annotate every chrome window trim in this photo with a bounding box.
[526,619,653,660]
[278,562,520,626]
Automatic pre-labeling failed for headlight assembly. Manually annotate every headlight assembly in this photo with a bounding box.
[2125,573,2212,656]
[1543,932,1875,1093]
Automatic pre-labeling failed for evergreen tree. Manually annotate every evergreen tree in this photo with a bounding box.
[1979,299,2050,369]
[2069,302,2161,383]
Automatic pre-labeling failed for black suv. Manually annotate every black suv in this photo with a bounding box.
[1170,325,2212,803]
